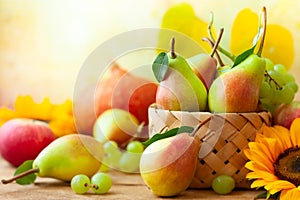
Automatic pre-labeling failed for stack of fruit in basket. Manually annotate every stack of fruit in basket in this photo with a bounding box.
[140,6,299,197]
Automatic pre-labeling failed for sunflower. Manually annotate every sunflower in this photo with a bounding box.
[244,118,300,199]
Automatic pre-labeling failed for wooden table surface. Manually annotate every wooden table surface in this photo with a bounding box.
[0,157,261,200]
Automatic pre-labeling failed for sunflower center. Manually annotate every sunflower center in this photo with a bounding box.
[274,146,300,186]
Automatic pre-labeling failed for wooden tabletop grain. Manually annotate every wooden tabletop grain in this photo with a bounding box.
[0,157,261,200]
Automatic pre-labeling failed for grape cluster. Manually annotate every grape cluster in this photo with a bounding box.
[100,140,144,173]
[259,59,298,113]
[70,173,112,195]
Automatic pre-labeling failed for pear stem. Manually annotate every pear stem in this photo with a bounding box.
[1,168,39,184]
[207,12,236,62]
[210,28,224,58]
[170,37,177,58]
[202,37,224,66]
[257,6,267,57]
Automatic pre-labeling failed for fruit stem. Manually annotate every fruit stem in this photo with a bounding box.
[1,168,39,184]
[202,37,224,66]
[264,71,282,90]
[170,37,177,59]
[207,12,236,62]
[257,6,267,57]
[210,28,224,58]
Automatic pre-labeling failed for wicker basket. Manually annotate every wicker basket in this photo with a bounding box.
[148,105,272,188]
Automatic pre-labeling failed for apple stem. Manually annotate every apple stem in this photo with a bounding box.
[257,6,267,57]
[202,37,224,66]
[1,168,39,184]
[170,37,177,59]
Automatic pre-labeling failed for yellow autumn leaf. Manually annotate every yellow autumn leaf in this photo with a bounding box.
[230,8,294,70]
[0,95,77,137]
[158,3,211,57]
[14,95,53,121]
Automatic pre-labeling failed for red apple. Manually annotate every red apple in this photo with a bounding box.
[0,118,56,167]
[273,101,300,129]
[74,63,157,135]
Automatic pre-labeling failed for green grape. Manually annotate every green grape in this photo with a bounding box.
[212,175,235,195]
[260,60,298,113]
[286,82,299,93]
[119,152,141,173]
[103,140,118,153]
[259,81,271,98]
[274,64,287,74]
[91,172,112,194]
[103,140,122,169]
[264,58,274,71]
[126,141,144,153]
[278,86,294,104]
[71,174,91,194]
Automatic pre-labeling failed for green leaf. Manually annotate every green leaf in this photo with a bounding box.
[152,52,169,82]
[232,45,256,68]
[142,126,194,147]
[254,191,280,200]
[14,160,37,185]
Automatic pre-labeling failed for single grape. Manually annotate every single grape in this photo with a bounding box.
[119,152,141,173]
[260,81,271,98]
[126,141,144,153]
[104,140,118,153]
[278,86,294,104]
[286,82,299,93]
[91,172,112,194]
[71,174,91,194]
[212,175,235,195]
[103,140,122,169]
[274,64,287,74]
[264,58,274,71]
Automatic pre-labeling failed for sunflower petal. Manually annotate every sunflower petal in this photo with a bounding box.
[265,180,295,195]
[271,125,293,150]
[290,118,300,147]
[280,188,300,200]
[251,179,268,189]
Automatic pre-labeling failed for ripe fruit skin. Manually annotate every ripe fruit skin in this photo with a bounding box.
[93,109,139,145]
[273,101,300,129]
[0,118,56,167]
[140,133,201,197]
[212,175,235,195]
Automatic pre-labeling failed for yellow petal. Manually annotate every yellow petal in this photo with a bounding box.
[280,188,300,200]
[158,3,211,56]
[251,179,268,189]
[270,125,292,150]
[265,180,295,195]
[290,118,300,147]
[0,107,16,125]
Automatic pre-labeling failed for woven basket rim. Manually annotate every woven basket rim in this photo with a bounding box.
[149,104,270,115]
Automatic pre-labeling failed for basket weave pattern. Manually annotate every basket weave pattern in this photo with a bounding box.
[148,106,272,188]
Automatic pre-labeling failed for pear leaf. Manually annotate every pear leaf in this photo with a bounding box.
[152,52,169,82]
[232,45,256,68]
[14,160,37,185]
[142,126,194,147]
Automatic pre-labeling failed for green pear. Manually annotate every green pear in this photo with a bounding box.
[140,133,201,197]
[208,54,266,112]
[2,134,104,184]
[154,38,207,111]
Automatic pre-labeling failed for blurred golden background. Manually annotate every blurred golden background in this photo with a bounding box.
[0,0,299,107]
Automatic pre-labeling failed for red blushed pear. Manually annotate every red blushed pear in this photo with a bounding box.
[208,54,266,112]
[273,101,300,129]
[140,133,201,197]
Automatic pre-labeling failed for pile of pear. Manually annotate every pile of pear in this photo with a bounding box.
[154,32,266,114]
